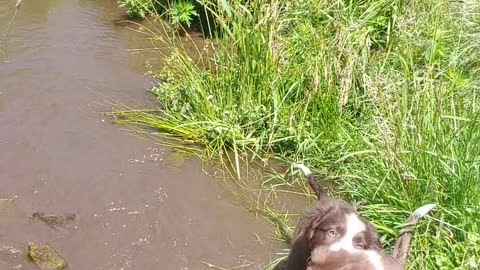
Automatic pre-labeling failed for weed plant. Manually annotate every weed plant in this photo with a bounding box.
[118,0,198,28]
[113,0,480,268]
[118,0,159,18]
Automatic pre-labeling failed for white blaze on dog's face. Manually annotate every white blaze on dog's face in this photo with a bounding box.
[330,213,367,252]
[325,213,383,270]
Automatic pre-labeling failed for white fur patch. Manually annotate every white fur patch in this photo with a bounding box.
[293,163,312,177]
[329,213,366,252]
[364,250,384,270]
[327,213,384,270]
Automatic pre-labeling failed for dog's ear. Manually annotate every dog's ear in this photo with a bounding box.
[306,214,326,241]
[361,217,382,250]
[295,203,327,239]
[301,201,338,245]
[368,231,382,251]
[374,238,382,250]
[285,231,313,270]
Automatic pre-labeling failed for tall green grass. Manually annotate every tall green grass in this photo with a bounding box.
[113,0,480,268]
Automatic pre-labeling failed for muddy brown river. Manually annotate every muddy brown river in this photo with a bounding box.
[0,0,275,269]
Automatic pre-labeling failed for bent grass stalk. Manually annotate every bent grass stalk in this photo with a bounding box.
[1,0,23,46]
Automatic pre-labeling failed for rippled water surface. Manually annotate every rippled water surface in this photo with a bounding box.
[0,0,273,269]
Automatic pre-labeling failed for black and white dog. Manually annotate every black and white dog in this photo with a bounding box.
[282,164,434,270]
[306,203,435,270]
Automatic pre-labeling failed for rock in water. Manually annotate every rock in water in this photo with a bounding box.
[27,243,68,270]
[32,212,76,227]
[166,151,186,167]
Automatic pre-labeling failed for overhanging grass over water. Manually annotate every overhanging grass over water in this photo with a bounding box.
[114,0,480,268]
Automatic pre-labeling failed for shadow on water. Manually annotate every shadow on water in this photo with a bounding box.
[0,0,276,268]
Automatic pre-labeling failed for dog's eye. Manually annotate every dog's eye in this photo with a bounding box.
[354,243,365,249]
[327,229,337,238]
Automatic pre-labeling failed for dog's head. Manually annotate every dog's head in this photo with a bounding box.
[296,197,381,253]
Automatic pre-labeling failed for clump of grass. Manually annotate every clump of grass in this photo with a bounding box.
[113,0,480,268]
[118,0,159,18]
[118,0,198,29]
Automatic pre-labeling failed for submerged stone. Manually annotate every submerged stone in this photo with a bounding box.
[166,151,186,167]
[27,243,68,270]
[32,212,76,227]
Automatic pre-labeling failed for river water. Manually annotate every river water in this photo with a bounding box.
[0,0,274,269]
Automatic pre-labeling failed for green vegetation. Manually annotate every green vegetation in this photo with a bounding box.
[169,1,198,28]
[114,0,480,269]
[118,0,198,28]
[118,0,157,18]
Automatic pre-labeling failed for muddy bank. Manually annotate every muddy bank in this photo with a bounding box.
[0,0,274,268]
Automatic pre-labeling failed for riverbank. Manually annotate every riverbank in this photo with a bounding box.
[115,0,480,268]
